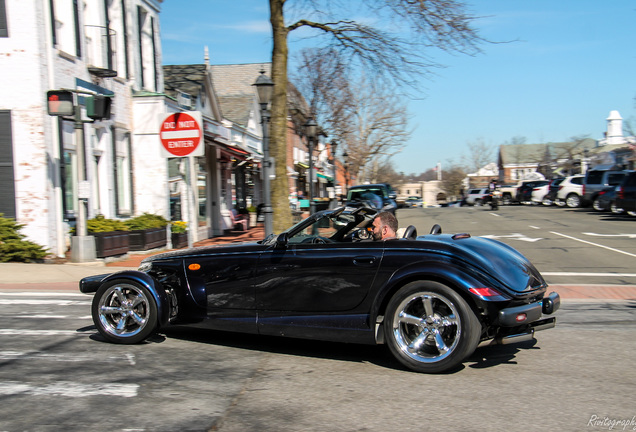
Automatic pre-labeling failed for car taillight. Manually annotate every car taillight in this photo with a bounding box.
[582,184,586,195]
[469,287,505,300]
[598,191,606,196]
[617,186,624,199]
[558,185,563,191]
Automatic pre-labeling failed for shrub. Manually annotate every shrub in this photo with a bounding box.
[171,221,187,233]
[86,214,129,233]
[124,213,168,230]
[0,214,48,262]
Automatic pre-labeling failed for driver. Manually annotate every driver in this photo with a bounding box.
[371,211,398,241]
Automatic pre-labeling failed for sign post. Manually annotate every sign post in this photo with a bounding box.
[160,112,203,248]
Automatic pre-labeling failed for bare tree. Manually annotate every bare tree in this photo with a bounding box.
[441,164,467,197]
[461,138,495,172]
[268,0,488,231]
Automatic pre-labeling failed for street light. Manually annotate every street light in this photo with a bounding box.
[253,70,274,236]
[343,150,349,195]
[304,117,317,215]
[330,140,338,202]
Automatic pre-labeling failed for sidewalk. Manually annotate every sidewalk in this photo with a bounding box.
[0,224,635,300]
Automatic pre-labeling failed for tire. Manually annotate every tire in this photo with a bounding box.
[502,194,511,205]
[628,211,636,217]
[542,196,553,206]
[566,193,581,208]
[92,279,158,344]
[610,201,624,214]
[474,199,482,207]
[592,197,604,211]
[384,281,481,373]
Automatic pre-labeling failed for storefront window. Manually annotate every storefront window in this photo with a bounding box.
[197,156,207,226]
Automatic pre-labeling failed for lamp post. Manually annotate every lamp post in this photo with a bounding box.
[343,150,349,195]
[304,117,317,215]
[253,71,274,237]
[330,140,338,202]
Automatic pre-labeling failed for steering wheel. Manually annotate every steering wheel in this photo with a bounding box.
[430,224,442,235]
[312,236,332,244]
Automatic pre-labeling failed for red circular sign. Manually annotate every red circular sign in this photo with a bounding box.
[160,112,201,157]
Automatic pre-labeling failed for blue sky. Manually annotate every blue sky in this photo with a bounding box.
[160,1,636,175]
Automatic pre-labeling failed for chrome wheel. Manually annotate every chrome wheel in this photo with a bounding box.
[610,201,624,214]
[392,293,460,363]
[592,198,604,211]
[384,282,480,373]
[92,281,158,344]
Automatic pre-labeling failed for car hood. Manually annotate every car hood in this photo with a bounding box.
[415,234,546,295]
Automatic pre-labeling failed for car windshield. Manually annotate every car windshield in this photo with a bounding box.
[262,206,376,245]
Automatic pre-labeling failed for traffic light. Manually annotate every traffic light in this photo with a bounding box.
[86,95,112,120]
[46,90,74,116]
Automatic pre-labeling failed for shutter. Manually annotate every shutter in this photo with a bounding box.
[0,0,8,38]
[0,111,16,218]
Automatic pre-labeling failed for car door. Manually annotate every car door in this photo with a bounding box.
[255,241,383,313]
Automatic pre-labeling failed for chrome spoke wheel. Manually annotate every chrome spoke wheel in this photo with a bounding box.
[95,282,154,341]
[392,293,461,364]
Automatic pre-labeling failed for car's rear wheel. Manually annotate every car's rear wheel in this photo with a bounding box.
[384,281,480,373]
[566,193,581,208]
[474,199,482,207]
[92,279,158,344]
[610,201,624,214]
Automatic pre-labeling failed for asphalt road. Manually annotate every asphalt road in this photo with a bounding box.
[398,204,636,286]
[0,290,634,432]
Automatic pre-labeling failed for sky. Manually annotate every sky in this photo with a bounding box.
[160,1,636,175]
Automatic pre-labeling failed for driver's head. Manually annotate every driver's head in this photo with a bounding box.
[371,212,398,241]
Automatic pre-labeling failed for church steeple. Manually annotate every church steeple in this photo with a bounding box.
[605,110,623,145]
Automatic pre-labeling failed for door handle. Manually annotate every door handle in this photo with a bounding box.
[353,256,376,267]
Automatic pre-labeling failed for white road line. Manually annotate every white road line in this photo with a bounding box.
[0,381,138,397]
[0,329,88,336]
[0,351,135,364]
[9,315,92,319]
[582,232,636,239]
[0,292,86,297]
[550,231,636,258]
[543,272,636,278]
[0,300,91,305]
[529,225,540,229]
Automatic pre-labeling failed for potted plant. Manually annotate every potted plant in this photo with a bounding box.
[170,221,188,249]
[87,215,130,258]
[125,213,168,251]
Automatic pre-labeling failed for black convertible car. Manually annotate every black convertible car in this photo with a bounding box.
[80,206,560,373]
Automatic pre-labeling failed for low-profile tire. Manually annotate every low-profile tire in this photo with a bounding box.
[384,281,481,373]
[566,193,581,208]
[92,279,158,344]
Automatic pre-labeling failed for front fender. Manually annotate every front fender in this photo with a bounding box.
[80,270,170,327]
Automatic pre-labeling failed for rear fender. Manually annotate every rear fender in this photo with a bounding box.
[87,271,170,327]
[371,262,506,322]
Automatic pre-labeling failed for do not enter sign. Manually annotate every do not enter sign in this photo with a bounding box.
[159,112,203,157]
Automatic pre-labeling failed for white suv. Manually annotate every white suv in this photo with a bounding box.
[465,188,489,206]
[556,175,584,208]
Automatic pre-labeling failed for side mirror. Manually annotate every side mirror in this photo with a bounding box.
[275,232,289,249]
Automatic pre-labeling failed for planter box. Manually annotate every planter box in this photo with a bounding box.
[129,227,167,251]
[92,231,130,258]
[171,232,188,249]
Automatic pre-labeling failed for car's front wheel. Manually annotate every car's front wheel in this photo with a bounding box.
[92,279,158,344]
[384,281,480,373]
[592,197,605,211]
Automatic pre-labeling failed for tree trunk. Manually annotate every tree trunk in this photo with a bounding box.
[269,0,293,232]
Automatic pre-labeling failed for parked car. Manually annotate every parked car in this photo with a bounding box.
[464,188,489,206]
[592,186,620,213]
[555,175,584,208]
[80,206,560,374]
[530,181,551,205]
[517,180,549,204]
[404,196,423,207]
[346,183,398,214]
[542,178,565,206]
[582,167,629,207]
[615,171,636,216]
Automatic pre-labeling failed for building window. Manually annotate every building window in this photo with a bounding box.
[112,129,132,216]
[0,0,8,38]
[197,157,207,226]
[60,119,77,220]
[0,111,16,218]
